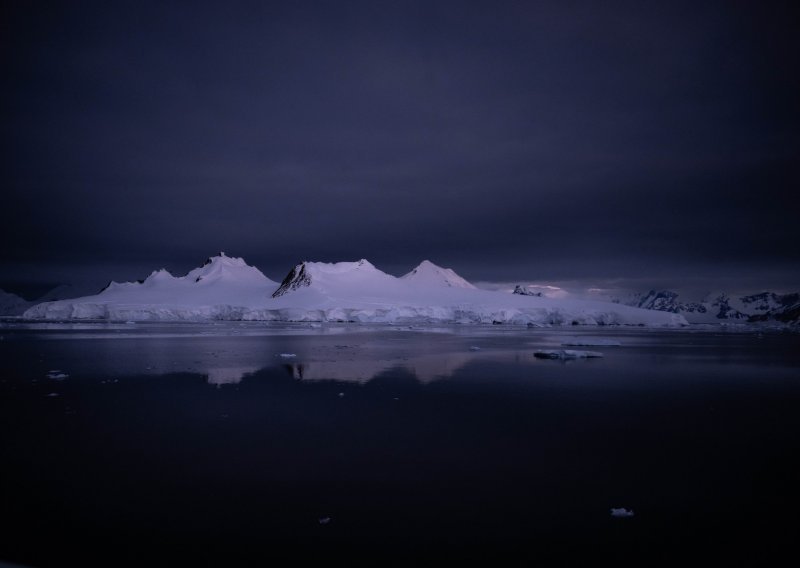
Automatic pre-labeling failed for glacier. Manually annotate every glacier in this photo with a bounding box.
[22,253,688,327]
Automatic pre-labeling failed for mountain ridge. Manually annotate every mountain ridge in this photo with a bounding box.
[613,289,799,323]
[20,254,687,327]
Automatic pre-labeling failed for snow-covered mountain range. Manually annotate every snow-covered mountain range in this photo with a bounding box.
[610,289,800,324]
[20,253,687,326]
[23,253,278,320]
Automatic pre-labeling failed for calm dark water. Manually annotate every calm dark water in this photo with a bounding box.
[1,322,799,566]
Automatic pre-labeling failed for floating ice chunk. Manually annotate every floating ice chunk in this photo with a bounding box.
[46,370,69,380]
[318,516,331,525]
[562,338,621,347]
[610,507,634,518]
[338,392,345,398]
[46,392,60,397]
[125,321,137,324]
[469,346,481,351]
[279,353,297,358]
[534,349,604,360]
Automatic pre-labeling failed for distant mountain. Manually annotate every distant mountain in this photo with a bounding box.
[23,255,686,326]
[741,292,799,313]
[615,289,799,324]
[709,293,750,320]
[1,283,109,316]
[630,290,707,315]
[0,289,30,316]
[401,260,476,289]
[513,285,543,297]
[746,292,800,324]
[36,284,88,303]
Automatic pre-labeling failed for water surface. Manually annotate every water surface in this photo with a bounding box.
[1,323,798,566]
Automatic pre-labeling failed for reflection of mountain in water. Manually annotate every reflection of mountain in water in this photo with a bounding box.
[283,350,537,384]
[206,367,258,387]
[285,360,395,383]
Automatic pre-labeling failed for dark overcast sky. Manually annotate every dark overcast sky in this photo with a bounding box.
[2,0,798,297]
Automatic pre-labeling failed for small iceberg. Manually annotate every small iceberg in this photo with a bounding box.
[534,349,604,360]
[46,370,69,380]
[562,338,621,347]
[468,346,481,352]
[610,507,634,518]
[279,353,297,358]
[318,516,331,525]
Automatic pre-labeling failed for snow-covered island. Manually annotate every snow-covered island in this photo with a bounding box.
[22,253,687,326]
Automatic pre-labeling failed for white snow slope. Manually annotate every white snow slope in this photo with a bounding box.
[24,255,687,326]
[401,260,476,289]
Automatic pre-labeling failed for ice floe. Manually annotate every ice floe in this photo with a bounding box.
[561,338,621,347]
[46,370,69,380]
[533,349,604,359]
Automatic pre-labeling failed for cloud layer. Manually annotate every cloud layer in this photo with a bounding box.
[2,1,798,296]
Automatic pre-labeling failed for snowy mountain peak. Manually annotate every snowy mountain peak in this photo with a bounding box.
[272,259,390,298]
[186,254,268,284]
[143,268,173,284]
[91,254,274,299]
[199,252,247,269]
[401,260,476,289]
[306,259,376,274]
